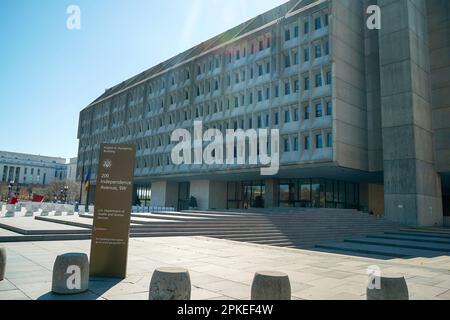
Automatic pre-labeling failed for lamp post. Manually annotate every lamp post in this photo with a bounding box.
[63,185,68,204]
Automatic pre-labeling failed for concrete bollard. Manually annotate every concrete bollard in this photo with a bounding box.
[40,203,50,216]
[54,204,63,216]
[251,271,291,300]
[0,247,6,281]
[4,205,16,218]
[149,267,191,300]
[88,205,95,214]
[367,276,409,300]
[52,253,89,294]
[24,203,34,217]
[65,204,74,215]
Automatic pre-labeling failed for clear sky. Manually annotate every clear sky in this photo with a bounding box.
[0,0,285,161]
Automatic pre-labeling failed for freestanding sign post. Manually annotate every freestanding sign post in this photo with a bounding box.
[89,143,135,279]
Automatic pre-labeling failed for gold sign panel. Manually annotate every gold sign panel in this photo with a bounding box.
[89,143,135,279]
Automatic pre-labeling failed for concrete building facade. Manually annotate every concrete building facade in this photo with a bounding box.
[0,150,67,185]
[77,0,450,226]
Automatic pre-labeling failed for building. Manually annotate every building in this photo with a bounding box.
[77,0,450,226]
[0,150,67,185]
[66,157,78,182]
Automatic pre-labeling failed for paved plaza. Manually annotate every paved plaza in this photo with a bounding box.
[1,236,450,300]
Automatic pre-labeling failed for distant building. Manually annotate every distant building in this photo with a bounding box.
[66,157,78,182]
[0,150,67,185]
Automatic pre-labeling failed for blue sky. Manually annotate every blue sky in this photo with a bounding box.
[0,0,285,161]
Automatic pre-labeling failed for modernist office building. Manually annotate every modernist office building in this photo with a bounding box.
[77,0,450,226]
[0,150,67,185]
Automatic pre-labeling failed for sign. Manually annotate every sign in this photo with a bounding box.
[89,143,135,278]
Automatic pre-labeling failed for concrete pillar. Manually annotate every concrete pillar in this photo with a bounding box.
[265,179,278,208]
[150,181,179,209]
[379,0,443,226]
[190,180,227,210]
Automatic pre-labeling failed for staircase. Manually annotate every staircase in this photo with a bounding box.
[18,208,402,249]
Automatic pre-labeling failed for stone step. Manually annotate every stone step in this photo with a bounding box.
[315,241,446,258]
[367,234,450,244]
[345,238,450,253]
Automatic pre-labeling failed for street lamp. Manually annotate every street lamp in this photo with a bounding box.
[63,185,68,204]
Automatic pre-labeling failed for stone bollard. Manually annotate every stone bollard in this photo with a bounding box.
[40,203,50,216]
[0,247,6,281]
[65,204,74,215]
[24,203,34,217]
[52,253,89,294]
[54,204,63,216]
[367,276,409,300]
[251,271,291,300]
[149,267,191,300]
[4,205,16,218]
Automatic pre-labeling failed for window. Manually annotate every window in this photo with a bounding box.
[294,137,299,151]
[285,110,291,123]
[242,70,246,82]
[326,71,332,85]
[215,80,219,91]
[275,84,279,98]
[267,38,271,48]
[326,101,332,115]
[284,55,291,68]
[258,90,263,102]
[327,132,333,147]
[258,115,262,128]
[294,80,299,93]
[248,118,253,129]
[258,65,263,76]
[304,105,310,120]
[315,103,323,117]
[304,136,310,150]
[234,97,239,108]
[294,25,299,38]
[315,45,322,58]
[316,134,323,148]
[284,138,291,152]
[325,41,329,55]
[294,108,299,121]
[266,87,270,100]
[285,29,291,41]
[249,92,253,104]
[315,17,321,30]
[294,51,299,65]
[304,77,310,90]
[241,95,245,106]
[185,91,189,100]
[285,82,291,95]
[265,114,270,127]
[259,40,264,51]
[315,74,322,87]
[304,21,309,34]
[274,112,279,125]
[304,48,310,62]
[235,73,239,84]
[266,62,271,74]
[250,67,254,79]
[236,49,240,60]
[251,43,255,54]
[324,14,329,26]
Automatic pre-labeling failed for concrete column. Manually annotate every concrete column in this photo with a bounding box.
[379,0,443,226]
[150,181,178,209]
[265,179,278,208]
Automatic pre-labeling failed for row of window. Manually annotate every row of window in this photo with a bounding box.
[283,132,333,153]
[284,14,329,42]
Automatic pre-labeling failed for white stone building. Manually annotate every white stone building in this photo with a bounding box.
[66,157,78,182]
[0,150,67,185]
